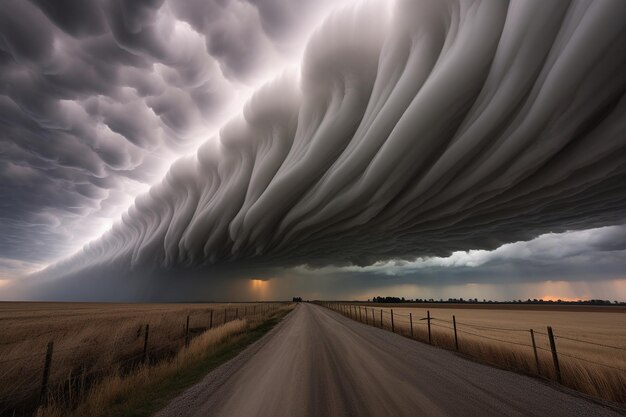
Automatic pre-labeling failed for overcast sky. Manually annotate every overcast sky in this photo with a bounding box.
[1,0,625,301]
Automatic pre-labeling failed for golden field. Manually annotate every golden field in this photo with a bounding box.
[0,302,285,416]
[328,303,626,405]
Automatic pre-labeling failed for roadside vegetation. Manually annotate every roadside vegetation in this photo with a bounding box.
[36,305,293,417]
[0,302,292,417]
[321,302,626,406]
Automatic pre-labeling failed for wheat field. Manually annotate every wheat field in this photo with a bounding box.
[329,303,626,405]
[0,302,283,416]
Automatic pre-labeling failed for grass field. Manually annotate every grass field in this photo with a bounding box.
[326,303,626,405]
[0,302,289,416]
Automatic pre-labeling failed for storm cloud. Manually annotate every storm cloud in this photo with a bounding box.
[20,0,625,297]
[0,0,349,277]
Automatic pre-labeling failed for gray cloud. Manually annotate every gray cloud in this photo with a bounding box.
[0,0,343,277]
[25,0,626,300]
[305,225,626,275]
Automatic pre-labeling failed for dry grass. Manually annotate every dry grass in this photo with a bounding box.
[36,318,249,417]
[331,303,626,406]
[0,302,283,416]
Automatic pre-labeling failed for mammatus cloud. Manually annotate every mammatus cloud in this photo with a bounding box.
[31,0,626,280]
[0,0,351,275]
[15,0,626,299]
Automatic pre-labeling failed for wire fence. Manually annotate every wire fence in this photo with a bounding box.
[318,302,626,383]
[0,303,283,417]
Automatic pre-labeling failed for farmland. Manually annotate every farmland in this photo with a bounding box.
[0,302,290,416]
[322,302,626,405]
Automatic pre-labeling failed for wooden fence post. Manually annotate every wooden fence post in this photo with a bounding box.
[372,308,375,326]
[427,311,431,344]
[530,329,540,374]
[547,326,561,383]
[380,309,383,328]
[210,310,213,329]
[365,307,368,325]
[143,324,150,364]
[39,341,54,406]
[359,306,362,322]
[185,315,190,347]
[253,305,256,315]
[236,308,239,319]
[453,315,459,351]
[391,309,395,332]
[409,313,413,337]
[224,309,227,325]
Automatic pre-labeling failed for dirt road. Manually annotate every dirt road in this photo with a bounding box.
[156,303,624,417]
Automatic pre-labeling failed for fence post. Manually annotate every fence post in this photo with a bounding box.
[143,324,150,364]
[427,311,431,344]
[453,315,459,351]
[372,308,375,326]
[547,326,561,383]
[359,306,362,322]
[530,329,540,374]
[380,309,383,328]
[391,309,395,332]
[236,308,239,319]
[253,305,256,315]
[224,309,228,325]
[365,307,368,325]
[409,313,413,337]
[39,341,54,406]
[185,315,190,347]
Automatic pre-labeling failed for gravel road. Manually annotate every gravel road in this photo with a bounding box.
[156,303,624,417]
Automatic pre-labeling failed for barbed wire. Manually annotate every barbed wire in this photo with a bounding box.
[326,304,626,373]
[558,351,626,372]
[554,335,626,352]
[0,304,272,352]
[430,322,454,331]
[0,308,279,410]
[454,328,534,348]
[454,321,530,333]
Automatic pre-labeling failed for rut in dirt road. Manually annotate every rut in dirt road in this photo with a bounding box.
[156,303,624,417]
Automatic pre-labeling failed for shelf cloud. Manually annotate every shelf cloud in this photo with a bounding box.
[6,0,626,299]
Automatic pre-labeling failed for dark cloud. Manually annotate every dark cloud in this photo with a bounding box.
[29,0,107,38]
[26,0,626,299]
[0,0,334,278]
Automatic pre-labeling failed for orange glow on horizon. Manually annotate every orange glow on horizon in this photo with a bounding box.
[539,295,584,302]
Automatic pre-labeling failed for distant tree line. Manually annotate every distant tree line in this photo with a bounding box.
[292,297,303,302]
[368,296,625,305]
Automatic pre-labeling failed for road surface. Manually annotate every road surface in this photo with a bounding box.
[156,303,624,417]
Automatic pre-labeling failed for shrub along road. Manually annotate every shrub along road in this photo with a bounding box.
[156,303,624,417]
